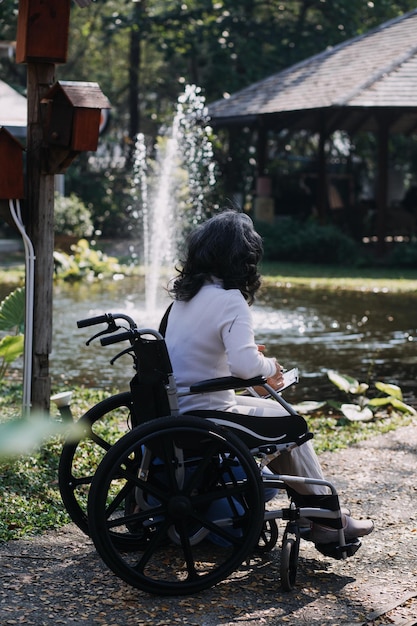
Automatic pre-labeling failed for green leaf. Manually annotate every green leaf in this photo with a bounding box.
[0,334,24,363]
[327,370,368,395]
[374,381,403,400]
[389,397,417,415]
[292,400,326,414]
[340,403,374,421]
[0,287,25,332]
[368,395,416,415]
[327,399,343,411]
[368,396,394,407]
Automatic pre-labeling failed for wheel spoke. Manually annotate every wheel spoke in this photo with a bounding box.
[87,416,265,595]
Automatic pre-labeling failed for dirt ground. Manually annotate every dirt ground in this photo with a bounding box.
[1,421,416,626]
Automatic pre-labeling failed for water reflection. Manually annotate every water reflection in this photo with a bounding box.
[47,278,417,404]
[255,286,417,401]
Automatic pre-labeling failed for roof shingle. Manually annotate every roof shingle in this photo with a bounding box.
[208,9,417,132]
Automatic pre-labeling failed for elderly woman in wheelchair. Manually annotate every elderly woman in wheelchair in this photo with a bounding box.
[64,209,373,596]
[163,209,373,547]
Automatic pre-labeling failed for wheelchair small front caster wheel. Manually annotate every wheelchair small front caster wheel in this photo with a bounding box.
[280,536,300,591]
[256,519,279,553]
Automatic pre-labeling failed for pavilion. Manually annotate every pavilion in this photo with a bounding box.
[208,9,417,248]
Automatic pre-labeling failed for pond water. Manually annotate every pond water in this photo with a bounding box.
[2,277,417,404]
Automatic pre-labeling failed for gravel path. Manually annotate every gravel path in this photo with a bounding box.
[1,421,416,626]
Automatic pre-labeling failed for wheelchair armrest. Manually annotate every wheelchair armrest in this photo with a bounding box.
[297,432,314,445]
[190,375,266,393]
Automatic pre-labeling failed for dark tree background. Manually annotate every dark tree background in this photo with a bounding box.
[1,0,416,237]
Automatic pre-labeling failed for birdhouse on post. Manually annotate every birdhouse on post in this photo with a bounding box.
[15,0,71,64]
[41,81,111,173]
[0,127,25,200]
[0,127,25,230]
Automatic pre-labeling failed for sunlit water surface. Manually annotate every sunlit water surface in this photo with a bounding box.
[47,277,417,405]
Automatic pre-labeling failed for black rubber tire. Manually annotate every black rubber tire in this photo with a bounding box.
[280,536,300,591]
[87,415,265,596]
[256,518,279,553]
[58,391,134,535]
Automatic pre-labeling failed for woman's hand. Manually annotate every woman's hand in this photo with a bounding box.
[267,360,285,390]
[255,347,285,394]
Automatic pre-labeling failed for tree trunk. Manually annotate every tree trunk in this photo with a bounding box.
[127,3,143,165]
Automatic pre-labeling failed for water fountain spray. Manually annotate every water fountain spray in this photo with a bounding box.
[132,85,217,315]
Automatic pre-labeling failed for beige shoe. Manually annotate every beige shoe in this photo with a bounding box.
[311,515,374,544]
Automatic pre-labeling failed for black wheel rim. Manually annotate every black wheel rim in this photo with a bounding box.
[88,415,265,595]
[58,392,133,535]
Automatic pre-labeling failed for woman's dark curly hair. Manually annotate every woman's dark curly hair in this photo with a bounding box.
[170,210,263,304]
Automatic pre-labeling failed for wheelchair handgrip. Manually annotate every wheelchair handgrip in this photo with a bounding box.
[190,375,266,393]
[77,314,111,328]
[100,331,133,346]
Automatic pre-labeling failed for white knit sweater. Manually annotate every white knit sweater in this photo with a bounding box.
[165,281,277,412]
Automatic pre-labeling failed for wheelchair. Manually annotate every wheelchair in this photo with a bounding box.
[58,312,362,596]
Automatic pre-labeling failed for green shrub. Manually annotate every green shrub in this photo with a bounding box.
[53,239,121,281]
[0,288,25,384]
[256,217,365,265]
[54,193,94,238]
[388,240,417,267]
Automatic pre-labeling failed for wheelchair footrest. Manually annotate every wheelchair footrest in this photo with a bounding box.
[314,537,362,560]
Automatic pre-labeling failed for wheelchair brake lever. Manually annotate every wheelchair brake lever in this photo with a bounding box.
[86,320,122,346]
[110,347,135,365]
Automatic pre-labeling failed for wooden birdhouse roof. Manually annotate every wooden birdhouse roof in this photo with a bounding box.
[208,9,417,135]
[42,81,111,110]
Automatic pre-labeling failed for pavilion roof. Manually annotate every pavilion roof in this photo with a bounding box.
[208,9,417,135]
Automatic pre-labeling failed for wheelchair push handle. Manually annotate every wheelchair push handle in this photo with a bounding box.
[100,328,165,346]
[100,330,133,346]
[77,313,138,347]
[77,314,112,328]
[77,312,137,329]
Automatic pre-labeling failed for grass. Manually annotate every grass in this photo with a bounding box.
[0,380,415,543]
[0,260,416,542]
[0,384,111,543]
[260,261,417,292]
[2,259,417,294]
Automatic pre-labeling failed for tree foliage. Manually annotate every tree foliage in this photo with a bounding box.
[1,0,417,239]
[2,0,416,133]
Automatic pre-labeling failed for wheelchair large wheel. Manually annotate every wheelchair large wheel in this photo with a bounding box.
[58,391,134,535]
[87,415,265,596]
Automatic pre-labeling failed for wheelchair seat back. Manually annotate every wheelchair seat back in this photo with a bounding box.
[126,325,312,455]
[129,334,175,425]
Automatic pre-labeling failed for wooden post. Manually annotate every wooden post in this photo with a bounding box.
[26,62,56,411]
[16,1,107,411]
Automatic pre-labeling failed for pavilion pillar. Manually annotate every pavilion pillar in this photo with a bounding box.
[254,124,274,223]
[375,116,389,255]
[316,112,328,223]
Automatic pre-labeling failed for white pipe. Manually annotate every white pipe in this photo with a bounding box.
[8,198,36,414]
